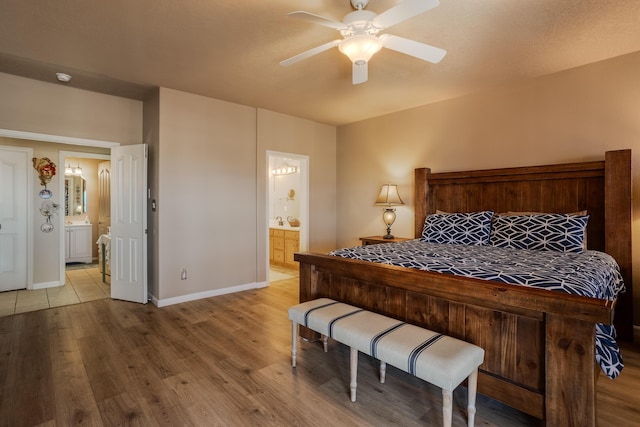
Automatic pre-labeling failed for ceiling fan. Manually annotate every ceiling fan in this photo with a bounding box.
[280,0,446,85]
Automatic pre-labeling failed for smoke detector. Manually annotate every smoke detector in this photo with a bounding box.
[56,72,72,83]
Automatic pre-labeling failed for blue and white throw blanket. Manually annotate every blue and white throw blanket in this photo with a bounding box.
[330,239,625,379]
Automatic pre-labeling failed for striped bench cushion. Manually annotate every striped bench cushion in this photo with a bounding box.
[330,310,484,391]
[370,323,483,391]
[287,298,364,338]
[289,298,485,392]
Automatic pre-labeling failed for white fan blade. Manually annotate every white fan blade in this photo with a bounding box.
[380,34,446,63]
[373,0,439,30]
[280,40,341,67]
[352,61,368,85]
[288,11,346,30]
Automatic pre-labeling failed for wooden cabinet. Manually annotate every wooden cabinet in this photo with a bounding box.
[272,229,285,264]
[269,228,274,261]
[284,230,299,267]
[65,224,93,263]
[270,228,299,268]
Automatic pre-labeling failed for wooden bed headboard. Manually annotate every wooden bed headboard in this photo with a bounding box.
[414,149,633,340]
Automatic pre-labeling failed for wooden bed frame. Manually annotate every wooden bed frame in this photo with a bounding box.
[295,149,632,426]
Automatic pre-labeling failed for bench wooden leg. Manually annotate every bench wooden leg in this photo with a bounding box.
[380,361,386,384]
[350,347,358,402]
[442,389,453,427]
[322,334,328,352]
[467,368,478,427]
[291,321,297,367]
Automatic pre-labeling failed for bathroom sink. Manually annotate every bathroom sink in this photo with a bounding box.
[270,224,298,230]
[66,221,91,225]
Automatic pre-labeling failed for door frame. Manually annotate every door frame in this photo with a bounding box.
[58,151,111,285]
[265,151,309,283]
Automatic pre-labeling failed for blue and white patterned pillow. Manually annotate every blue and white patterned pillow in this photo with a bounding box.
[489,213,589,253]
[422,211,494,246]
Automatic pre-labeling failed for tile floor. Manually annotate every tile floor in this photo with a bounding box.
[0,264,297,317]
[0,264,110,317]
[269,265,297,282]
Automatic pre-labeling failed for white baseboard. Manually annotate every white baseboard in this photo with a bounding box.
[30,281,63,290]
[151,280,269,308]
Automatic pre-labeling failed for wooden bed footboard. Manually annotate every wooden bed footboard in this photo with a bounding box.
[295,252,610,425]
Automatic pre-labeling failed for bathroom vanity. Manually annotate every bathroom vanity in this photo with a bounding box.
[65,224,93,264]
[269,227,299,269]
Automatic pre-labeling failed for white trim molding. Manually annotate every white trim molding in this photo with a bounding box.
[0,128,120,148]
[30,280,63,290]
[150,281,267,308]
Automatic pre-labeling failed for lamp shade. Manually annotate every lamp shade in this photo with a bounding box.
[375,184,404,206]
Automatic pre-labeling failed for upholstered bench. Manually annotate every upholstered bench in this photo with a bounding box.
[288,298,485,427]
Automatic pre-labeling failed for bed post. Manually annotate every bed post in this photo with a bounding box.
[605,149,633,341]
[545,314,597,426]
[414,168,430,239]
[298,260,320,341]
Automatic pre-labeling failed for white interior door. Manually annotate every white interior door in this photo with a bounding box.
[97,160,111,237]
[0,147,29,291]
[110,144,147,303]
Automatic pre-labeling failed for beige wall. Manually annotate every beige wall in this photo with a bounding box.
[337,51,640,324]
[0,74,337,302]
[256,109,337,281]
[154,90,338,302]
[257,110,336,280]
[156,88,258,300]
[143,88,161,300]
[0,72,142,144]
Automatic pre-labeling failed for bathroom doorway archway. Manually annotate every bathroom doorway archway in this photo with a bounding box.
[266,151,309,283]
[59,151,110,284]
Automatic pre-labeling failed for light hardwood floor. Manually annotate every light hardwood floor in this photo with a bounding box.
[0,277,638,426]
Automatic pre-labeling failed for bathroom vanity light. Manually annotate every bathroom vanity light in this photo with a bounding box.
[272,165,298,175]
[375,184,404,239]
[65,164,83,176]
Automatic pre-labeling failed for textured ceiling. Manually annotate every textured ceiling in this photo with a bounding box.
[1,0,639,126]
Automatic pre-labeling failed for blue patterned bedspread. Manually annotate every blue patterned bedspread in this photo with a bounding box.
[330,239,625,379]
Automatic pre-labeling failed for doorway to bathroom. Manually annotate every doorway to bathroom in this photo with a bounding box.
[267,151,309,283]
[59,151,111,293]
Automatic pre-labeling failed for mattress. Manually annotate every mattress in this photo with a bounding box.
[330,239,625,378]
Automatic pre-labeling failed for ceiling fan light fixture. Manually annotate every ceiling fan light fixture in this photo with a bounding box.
[282,0,443,83]
[339,34,382,63]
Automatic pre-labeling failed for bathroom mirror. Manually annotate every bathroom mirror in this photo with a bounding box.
[65,175,86,216]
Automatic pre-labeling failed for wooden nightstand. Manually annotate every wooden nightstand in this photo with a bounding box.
[359,236,412,246]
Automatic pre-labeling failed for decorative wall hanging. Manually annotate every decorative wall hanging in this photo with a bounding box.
[32,157,57,199]
[39,202,60,233]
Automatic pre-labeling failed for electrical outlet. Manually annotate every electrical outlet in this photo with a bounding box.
[180,268,187,280]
